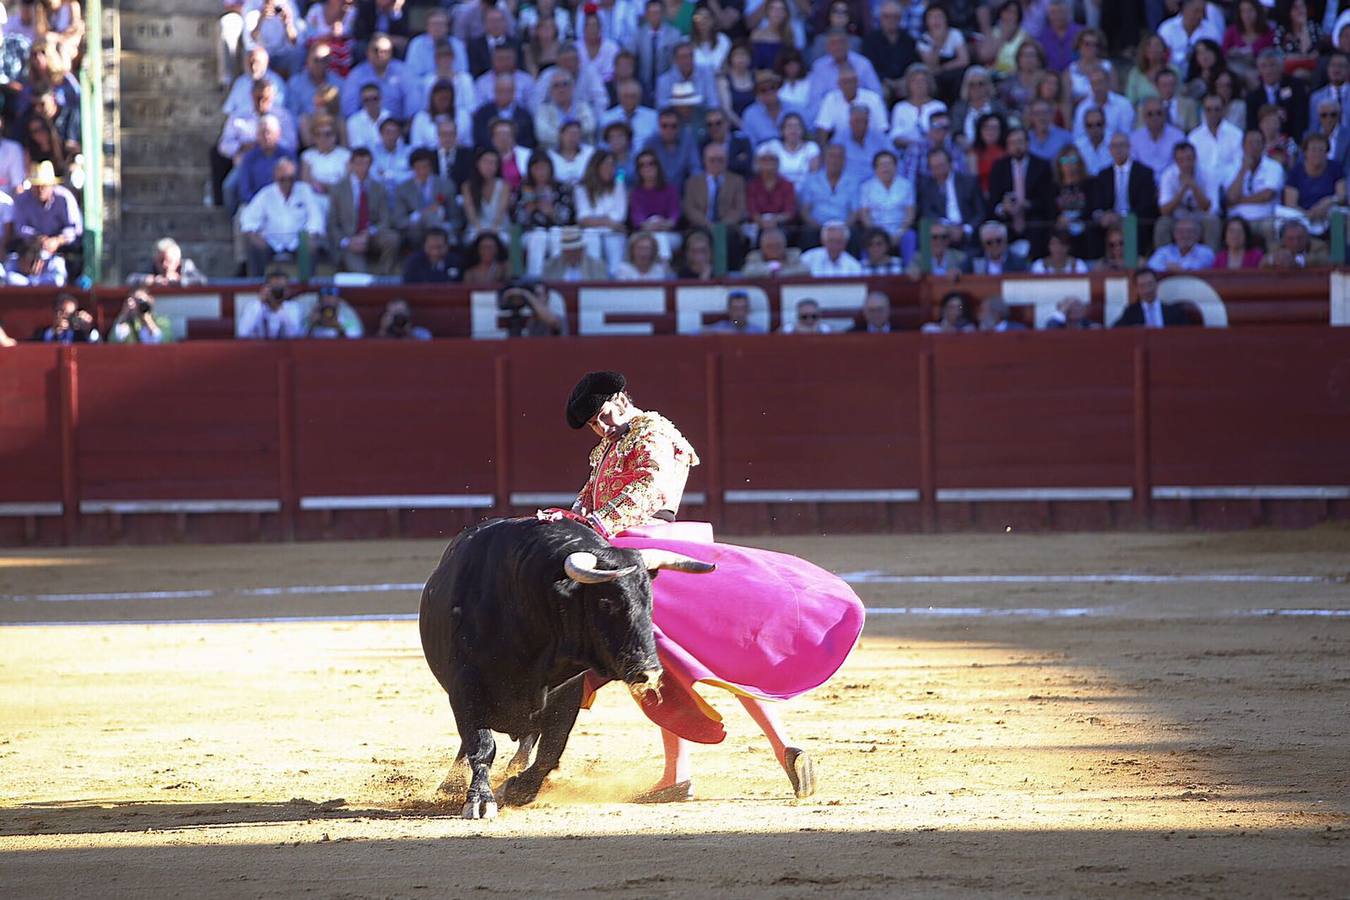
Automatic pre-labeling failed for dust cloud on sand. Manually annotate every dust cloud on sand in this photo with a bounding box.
[1,530,1348,897]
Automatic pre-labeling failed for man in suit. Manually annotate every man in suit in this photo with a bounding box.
[466,6,519,79]
[684,142,748,267]
[432,119,475,188]
[1113,267,1192,327]
[628,0,681,103]
[1090,131,1160,257]
[985,127,1055,256]
[961,221,1029,274]
[473,72,536,149]
[326,148,401,274]
[700,109,753,179]
[402,226,462,283]
[1246,48,1310,142]
[1309,53,1350,136]
[393,148,464,250]
[916,147,986,250]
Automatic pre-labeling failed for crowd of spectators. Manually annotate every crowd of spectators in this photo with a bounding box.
[211,0,1350,283]
[0,1,88,286]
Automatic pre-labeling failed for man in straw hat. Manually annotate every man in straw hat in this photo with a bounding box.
[13,161,81,256]
[542,226,609,281]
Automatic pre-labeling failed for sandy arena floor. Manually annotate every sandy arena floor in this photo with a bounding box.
[1,530,1348,898]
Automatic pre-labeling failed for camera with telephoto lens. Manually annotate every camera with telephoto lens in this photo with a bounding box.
[135,296,153,316]
[497,277,540,338]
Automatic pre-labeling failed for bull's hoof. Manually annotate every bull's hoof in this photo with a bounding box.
[462,796,498,820]
[501,775,541,807]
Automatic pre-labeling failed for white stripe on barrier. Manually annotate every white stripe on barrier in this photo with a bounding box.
[936,487,1133,502]
[1152,486,1350,500]
[508,492,708,507]
[723,489,920,503]
[79,500,280,514]
[299,495,494,511]
[0,502,62,517]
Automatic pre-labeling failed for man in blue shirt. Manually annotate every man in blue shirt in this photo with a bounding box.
[798,142,858,245]
[740,71,797,147]
[285,43,342,121]
[642,107,701,187]
[831,104,890,182]
[235,115,295,209]
[1026,99,1074,164]
[341,34,411,119]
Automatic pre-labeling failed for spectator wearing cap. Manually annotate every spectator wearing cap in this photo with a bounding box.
[704,288,767,334]
[779,298,833,334]
[807,28,882,115]
[801,221,862,276]
[542,226,609,280]
[1112,268,1191,328]
[240,157,324,277]
[13,161,81,255]
[741,227,807,277]
[602,77,658,153]
[536,72,599,149]
[656,41,721,111]
[643,107,701,187]
[831,103,891,183]
[701,108,753,179]
[864,1,920,103]
[814,64,887,146]
[474,45,536,110]
[741,70,796,148]
[798,143,858,246]
[341,34,411,119]
[394,147,462,252]
[474,74,538,150]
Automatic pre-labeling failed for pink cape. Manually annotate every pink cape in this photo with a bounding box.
[585,522,866,744]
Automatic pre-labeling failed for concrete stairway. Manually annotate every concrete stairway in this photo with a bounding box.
[113,0,235,280]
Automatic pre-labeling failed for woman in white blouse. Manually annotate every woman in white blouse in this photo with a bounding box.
[548,120,595,185]
[574,149,628,274]
[1064,28,1112,103]
[579,12,620,84]
[409,80,472,150]
[1030,229,1089,273]
[890,63,947,152]
[299,115,351,223]
[690,6,730,74]
[761,113,820,191]
[614,232,672,281]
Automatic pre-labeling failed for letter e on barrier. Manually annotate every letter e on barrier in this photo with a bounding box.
[578,287,666,334]
[780,282,866,332]
[998,278,1091,328]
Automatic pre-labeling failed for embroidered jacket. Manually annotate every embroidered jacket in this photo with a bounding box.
[574,412,700,534]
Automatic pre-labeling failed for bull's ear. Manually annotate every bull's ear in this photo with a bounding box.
[564,551,639,584]
[638,549,716,575]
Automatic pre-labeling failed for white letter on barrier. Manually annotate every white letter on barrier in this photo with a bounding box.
[676,285,770,334]
[780,282,866,332]
[578,287,665,335]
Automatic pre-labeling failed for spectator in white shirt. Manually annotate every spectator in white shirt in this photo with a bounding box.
[1187,93,1244,179]
[1156,140,1221,249]
[813,65,887,143]
[347,83,391,151]
[1223,130,1284,238]
[1072,68,1135,141]
[240,157,325,277]
[236,271,305,339]
[1074,108,1113,176]
[800,220,863,276]
[1157,0,1223,71]
[370,117,412,192]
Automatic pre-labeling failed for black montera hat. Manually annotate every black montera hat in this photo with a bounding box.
[566,371,626,429]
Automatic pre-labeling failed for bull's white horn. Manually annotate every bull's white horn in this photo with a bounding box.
[564,551,638,584]
[638,549,717,574]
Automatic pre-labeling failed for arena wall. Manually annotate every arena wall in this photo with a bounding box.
[2,327,1348,545]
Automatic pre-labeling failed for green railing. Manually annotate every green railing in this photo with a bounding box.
[79,0,104,283]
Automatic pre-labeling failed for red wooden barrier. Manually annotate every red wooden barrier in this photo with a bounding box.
[2,329,1348,545]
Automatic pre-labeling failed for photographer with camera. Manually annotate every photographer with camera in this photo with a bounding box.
[304,288,364,339]
[110,289,173,344]
[4,239,67,286]
[236,269,303,339]
[497,277,567,338]
[38,293,100,344]
[375,298,432,340]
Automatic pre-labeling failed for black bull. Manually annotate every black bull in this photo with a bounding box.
[419,517,714,819]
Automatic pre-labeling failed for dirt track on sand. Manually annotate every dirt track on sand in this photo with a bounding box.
[2,530,1348,898]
